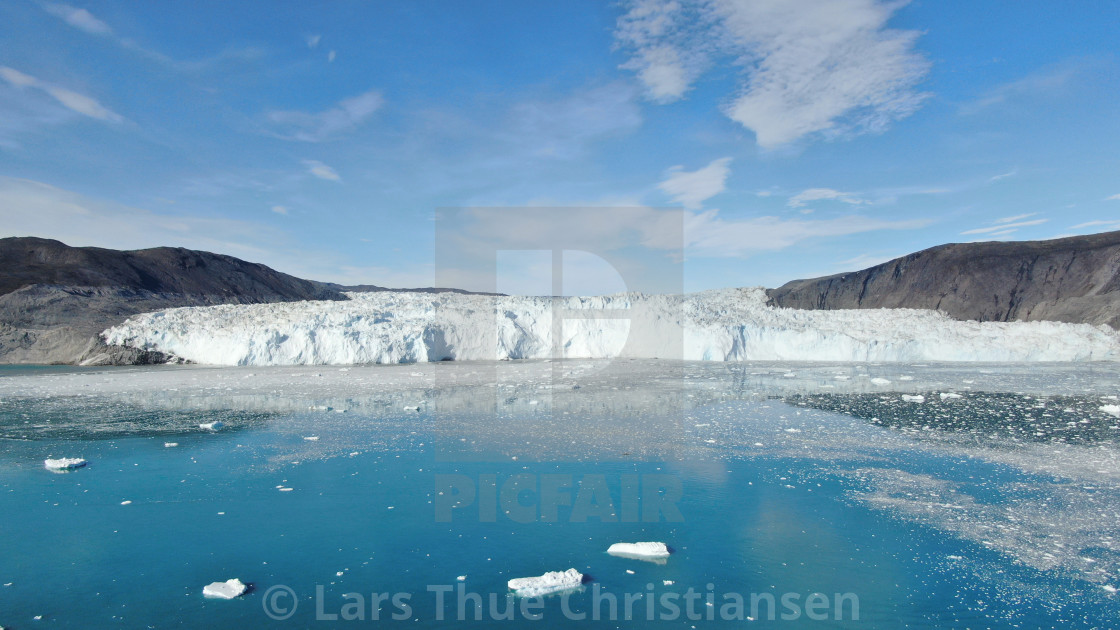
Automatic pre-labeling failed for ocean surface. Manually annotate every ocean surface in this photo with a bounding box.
[1,360,1118,628]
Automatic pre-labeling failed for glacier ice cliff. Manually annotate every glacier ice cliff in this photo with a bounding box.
[102,288,1120,365]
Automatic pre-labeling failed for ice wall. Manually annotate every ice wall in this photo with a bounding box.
[102,288,1120,365]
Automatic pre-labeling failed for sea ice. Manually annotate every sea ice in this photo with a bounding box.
[939,393,963,400]
[1100,405,1120,418]
[901,394,926,403]
[202,578,247,599]
[199,421,224,430]
[607,542,671,562]
[44,458,86,471]
[507,569,583,597]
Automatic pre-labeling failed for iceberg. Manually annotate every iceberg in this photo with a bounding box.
[507,569,583,597]
[44,458,86,471]
[102,288,1120,366]
[607,542,671,562]
[202,578,247,599]
[901,394,926,403]
[1100,405,1120,418]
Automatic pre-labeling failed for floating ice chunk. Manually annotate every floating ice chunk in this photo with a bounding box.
[507,569,583,597]
[403,405,420,412]
[1102,584,1117,594]
[938,393,962,401]
[871,378,891,386]
[278,487,293,492]
[898,375,914,381]
[303,436,320,441]
[44,458,86,471]
[901,394,925,403]
[1100,405,1120,418]
[164,442,179,448]
[203,578,247,599]
[608,542,671,560]
[199,421,224,430]
[626,569,635,574]
[457,575,467,582]
[663,580,674,586]
[120,500,132,505]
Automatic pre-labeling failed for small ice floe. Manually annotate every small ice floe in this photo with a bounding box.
[278,487,293,492]
[303,436,320,441]
[663,580,674,586]
[626,569,635,574]
[44,458,86,471]
[402,405,421,412]
[939,393,962,401]
[507,569,583,597]
[901,394,925,403]
[199,421,224,430]
[607,542,671,562]
[457,575,467,582]
[1099,405,1120,418]
[164,442,179,448]
[870,378,891,386]
[1102,584,1118,594]
[784,428,802,433]
[203,578,248,599]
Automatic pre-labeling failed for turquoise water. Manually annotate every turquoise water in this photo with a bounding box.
[1,362,1118,628]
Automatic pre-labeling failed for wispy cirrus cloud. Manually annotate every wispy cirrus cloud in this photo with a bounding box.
[658,157,731,210]
[42,3,112,36]
[0,66,122,122]
[304,160,341,182]
[787,188,866,209]
[960,217,1048,236]
[614,0,930,148]
[960,62,1079,115]
[266,90,384,142]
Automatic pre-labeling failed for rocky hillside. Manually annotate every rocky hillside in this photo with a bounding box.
[0,237,347,364]
[767,231,1120,328]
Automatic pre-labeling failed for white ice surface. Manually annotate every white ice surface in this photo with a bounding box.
[202,578,246,599]
[43,457,86,470]
[607,542,671,558]
[507,569,583,597]
[103,288,1120,365]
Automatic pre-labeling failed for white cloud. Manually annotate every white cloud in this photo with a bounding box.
[328,50,337,63]
[0,66,122,122]
[960,218,1048,236]
[1106,194,1120,201]
[615,0,930,148]
[683,210,929,257]
[267,90,384,142]
[993,212,1036,224]
[961,63,1077,115]
[304,160,341,182]
[787,188,866,209]
[306,34,322,49]
[271,205,288,215]
[835,252,900,270]
[505,82,642,159]
[0,176,285,263]
[43,3,113,36]
[658,157,732,210]
[988,169,1017,183]
[1070,220,1120,230]
[615,0,707,103]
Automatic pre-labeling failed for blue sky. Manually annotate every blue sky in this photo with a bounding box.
[1,0,1118,293]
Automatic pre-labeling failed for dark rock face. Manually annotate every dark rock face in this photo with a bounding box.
[767,231,1120,328]
[0,237,344,302]
[0,237,348,364]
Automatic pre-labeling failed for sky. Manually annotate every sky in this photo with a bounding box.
[1,0,1119,294]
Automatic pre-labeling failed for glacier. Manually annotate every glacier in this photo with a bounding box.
[101,288,1120,365]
